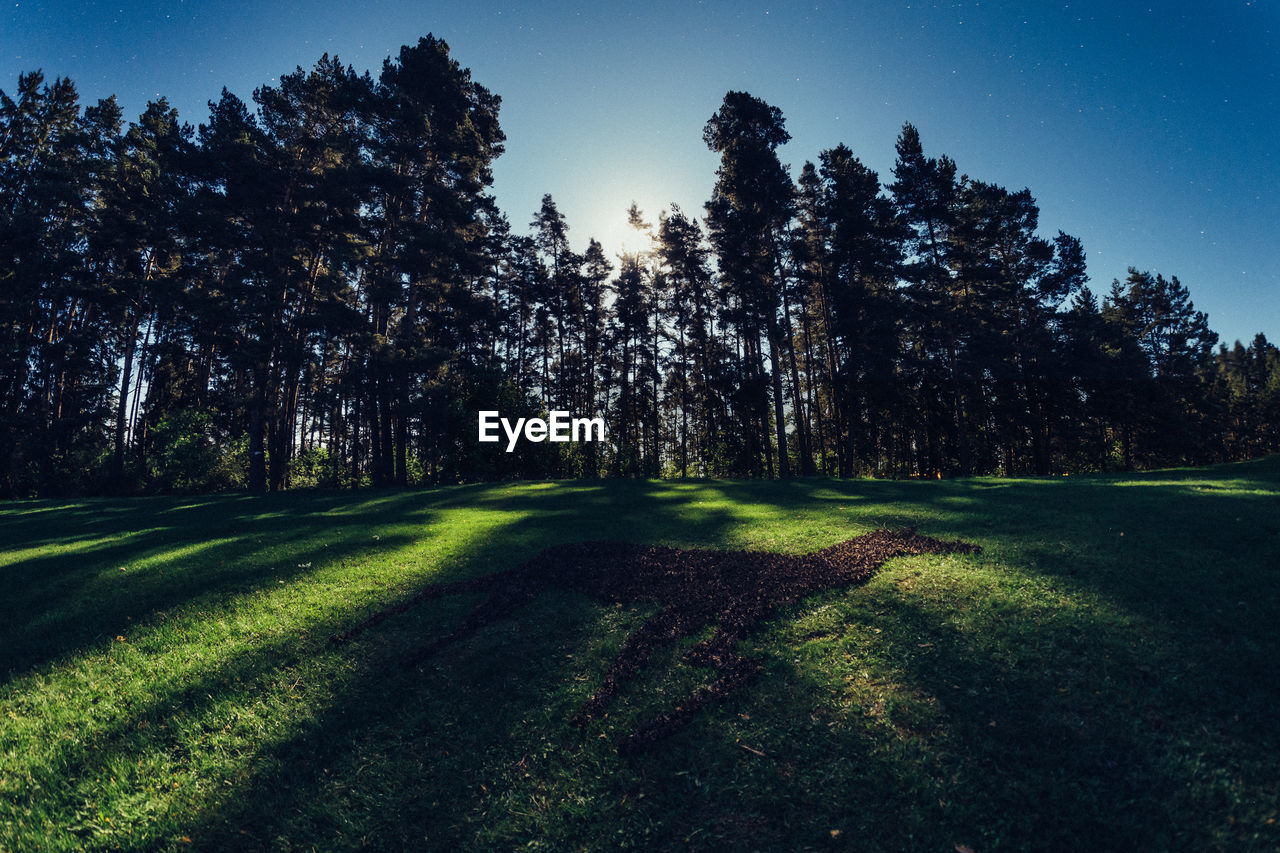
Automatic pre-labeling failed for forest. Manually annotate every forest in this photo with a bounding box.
[2,35,1277,497]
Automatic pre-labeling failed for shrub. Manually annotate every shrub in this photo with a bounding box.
[147,410,246,493]
[288,446,347,489]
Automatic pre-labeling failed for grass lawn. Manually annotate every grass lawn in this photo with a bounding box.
[2,458,1278,851]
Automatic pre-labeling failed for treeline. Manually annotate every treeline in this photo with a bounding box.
[2,37,1278,496]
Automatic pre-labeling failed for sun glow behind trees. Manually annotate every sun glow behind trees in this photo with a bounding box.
[6,2,1276,346]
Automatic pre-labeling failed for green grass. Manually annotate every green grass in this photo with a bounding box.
[2,459,1279,852]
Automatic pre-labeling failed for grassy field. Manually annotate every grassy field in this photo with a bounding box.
[2,459,1279,852]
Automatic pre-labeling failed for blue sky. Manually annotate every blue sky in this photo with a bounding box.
[3,1,1276,345]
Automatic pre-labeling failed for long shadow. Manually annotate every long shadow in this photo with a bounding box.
[172,481,759,850]
[180,589,613,851]
[8,624,356,844]
[2,479,758,684]
[0,491,448,679]
[683,581,1274,851]
[6,461,1278,850]
[144,481,935,849]
[3,478,757,851]
[623,607,1166,850]
[572,463,1279,850]
[703,462,1280,653]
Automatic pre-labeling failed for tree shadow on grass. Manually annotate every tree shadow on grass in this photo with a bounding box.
[167,534,1251,852]
[705,462,1280,661]
[0,482,605,678]
[2,478,758,683]
[0,492,440,680]
[818,591,1267,850]
[599,539,1279,853]
[6,463,1279,850]
[180,590,619,852]
[2,479,758,851]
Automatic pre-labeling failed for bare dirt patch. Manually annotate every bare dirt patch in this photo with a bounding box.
[333,528,980,752]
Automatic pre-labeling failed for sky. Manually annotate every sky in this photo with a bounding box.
[3,0,1277,345]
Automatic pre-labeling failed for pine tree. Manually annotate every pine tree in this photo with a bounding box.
[367,36,506,484]
[0,73,118,494]
[656,205,720,476]
[578,238,612,475]
[605,254,655,476]
[93,98,195,487]
[950,180,1086,474]
[1102,270,1218,466]
[703,91,796,478]
[799,145,903,476]
[530,194,576,416]
[889,122,963,476]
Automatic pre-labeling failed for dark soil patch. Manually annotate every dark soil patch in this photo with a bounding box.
[333,528,980,753]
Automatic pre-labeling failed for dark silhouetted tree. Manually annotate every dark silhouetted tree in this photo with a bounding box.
[704,91,796,478]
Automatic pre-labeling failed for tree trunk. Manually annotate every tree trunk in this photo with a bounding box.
[248,370,268,493]
[394,363,408,486]
[112,312,141,487]
[766,319,790,479]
